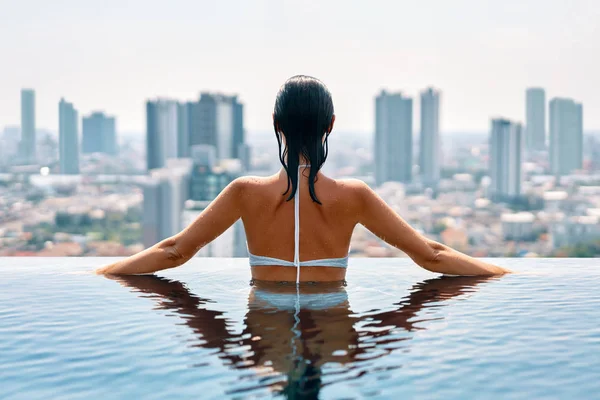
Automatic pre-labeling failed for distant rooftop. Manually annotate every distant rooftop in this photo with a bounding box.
[501,212,535,223]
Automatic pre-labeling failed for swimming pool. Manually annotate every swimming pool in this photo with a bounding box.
[1,258,599,399]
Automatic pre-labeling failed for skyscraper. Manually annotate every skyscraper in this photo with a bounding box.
[232,99,244,158]
[238,143,251,172]
[190,94,217,149]
[191,144,217,168]
[215,96,233,161]
[190,166,235,202]
[549,97,583,176]
[142,159,193,248]
[590,136,600,171]
[148,94,244,171]
[146,99,178,170]
[525,88,546,151]
[177,102,191,158]
[1,126,21,162]
[189,144,236,201]
[59,98,80,174]
[375,90,413,185]
[189,93,244,161]
[419,88,440,186]
[181,200,247,257]
[82,112,117,155]
[489,118,522,200]
[20,89,36,163]
[142,179,163,247]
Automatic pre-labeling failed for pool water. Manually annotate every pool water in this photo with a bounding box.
[1,258,600,399]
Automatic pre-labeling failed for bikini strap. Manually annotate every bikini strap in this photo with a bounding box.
[295,164,310,283]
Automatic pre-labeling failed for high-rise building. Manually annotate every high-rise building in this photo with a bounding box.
[146,99,178,170]
[419,88,440,186]
[215,97,233,161]
[375,90,413,185]
[189,145,236,201]
[177,102,191,158]
[59,98,80,174]
[189,166,235,202]
[166,158,194,213]
[489,118,522,200]
[238,143,251,172]
[181,200,247,257]
[82,112,117,155]
[525,88,546,151]
[549,97,583,176]
[142,159,193,248]
[1,126,21,162]
[189,93,244,161]
[589,136,600,171]
[141,179,163,247]
[148,93,244,171]
[232,100,244,158]
[37,131,58,166]
[191,144,217,168]
[20,89,36,163]
[190,94,217,149]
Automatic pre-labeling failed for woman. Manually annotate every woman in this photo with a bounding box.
[96,75,510,280]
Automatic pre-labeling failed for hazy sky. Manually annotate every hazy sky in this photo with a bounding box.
[1,0,598,134]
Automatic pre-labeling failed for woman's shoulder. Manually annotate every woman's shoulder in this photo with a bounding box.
[331,177,370,191]
[324,177,371,206]
[330,177,371,199]
[228,174,279,197]
[231,174,276,187]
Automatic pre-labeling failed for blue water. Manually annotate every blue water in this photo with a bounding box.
[1,258,600,399]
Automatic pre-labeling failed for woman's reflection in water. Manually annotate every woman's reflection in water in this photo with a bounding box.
[110,275,493,398]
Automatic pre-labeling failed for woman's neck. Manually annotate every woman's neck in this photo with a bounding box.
[278,164,320,181]
[285,157,310,165]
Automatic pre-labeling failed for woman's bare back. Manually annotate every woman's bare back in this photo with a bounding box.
[241,169,363,282]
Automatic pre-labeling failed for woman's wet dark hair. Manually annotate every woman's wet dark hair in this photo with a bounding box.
[274,75,334,204]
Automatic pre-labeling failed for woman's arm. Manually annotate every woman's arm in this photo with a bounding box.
[95,178,246,275]
[356,181,510,276]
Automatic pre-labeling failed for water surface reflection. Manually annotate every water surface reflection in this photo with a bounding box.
[111,275,492,398]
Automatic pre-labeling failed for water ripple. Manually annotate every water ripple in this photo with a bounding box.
[1,258,600,399]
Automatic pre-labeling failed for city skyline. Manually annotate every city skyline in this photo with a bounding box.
[1,1,599,133]
[3,83,590,190]
[3,83,598,139]
[3,84,599,142]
